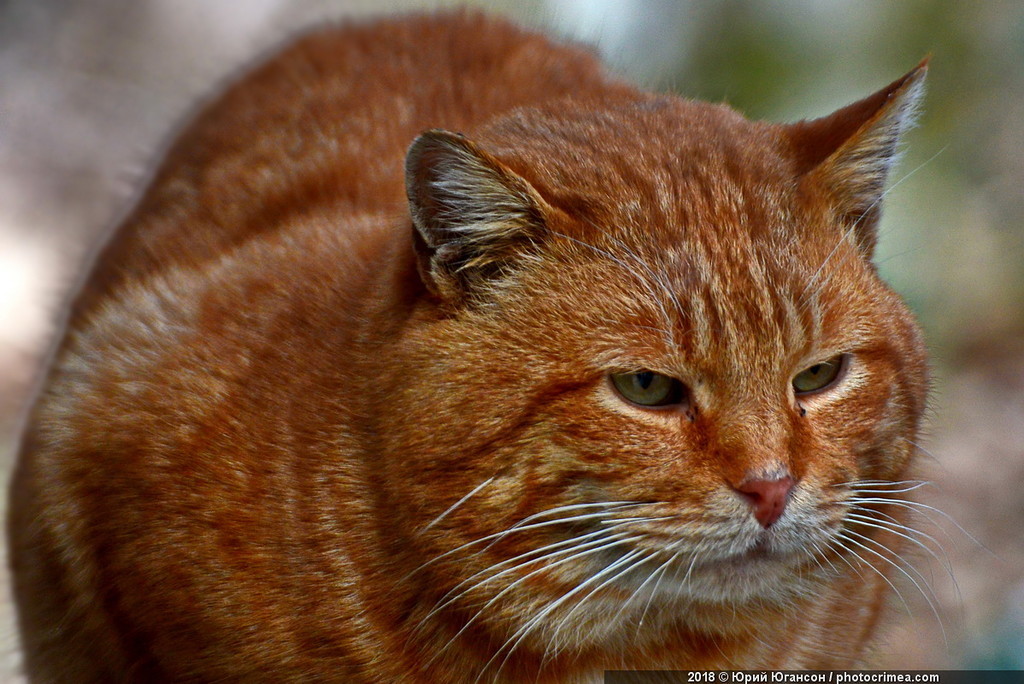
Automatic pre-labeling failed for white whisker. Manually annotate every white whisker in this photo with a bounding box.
[633,540,691,635]
[839,479,931,494]
[477,535,646,682]
[543,547,657,663]
[425,530,640,669]
[403,502,645,581]
[413,523,643,638]
[845,510,956,584]
[852,496,990,553]
[840,528,947,646]
[848,505,953,568]
[422,476,496,532]
[835,532,913,617]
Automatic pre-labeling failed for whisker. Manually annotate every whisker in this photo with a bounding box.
[422,476,496,532]
[492,543,648,676]
[847,498,967,609]
[835,532,913,618]
[845,486,931,496]
[805,537,841,577]
[901,437,943,463]
[605,538,685,632]
[845,510,956,584]
[542,547,658,664]
[855,491,972,629]
[839,479,983,555]
[477,535,646,682]
[635,541,694,637]
[835,478,931,493]
[799,222,857,314]
[403,501,645,581]
[847,504,954,568]
[839,529,947,646]
[823,534,868,581]
[481,504,645,551]
[426,530,642,670]
[851,496,991,554]
[599,515,677,525]
[414,525,640,639]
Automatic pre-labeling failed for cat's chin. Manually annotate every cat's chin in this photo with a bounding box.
[511,547,824,656]
[687,551,816,603]
[642,542,827,607]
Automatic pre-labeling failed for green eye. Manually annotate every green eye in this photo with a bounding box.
[792,355,846,395]
[610,371,686,407]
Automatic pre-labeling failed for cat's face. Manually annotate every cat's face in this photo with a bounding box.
[385,65,928,649]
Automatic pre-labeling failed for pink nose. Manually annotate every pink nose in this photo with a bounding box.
[734,476,795,528]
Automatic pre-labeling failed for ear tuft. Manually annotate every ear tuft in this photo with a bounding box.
[405,129,546,302]
[787,59,928,256]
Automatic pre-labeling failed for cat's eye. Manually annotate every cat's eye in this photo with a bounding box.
[792,355,846,395]
[610,371,687,408]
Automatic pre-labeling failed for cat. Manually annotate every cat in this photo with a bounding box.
[9,10,932,683]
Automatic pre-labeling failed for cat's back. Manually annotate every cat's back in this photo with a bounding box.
[76,10,632,319]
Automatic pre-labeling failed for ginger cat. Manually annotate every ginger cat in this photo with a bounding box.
[10,11,931,683]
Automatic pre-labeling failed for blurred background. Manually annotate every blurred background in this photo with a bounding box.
[1,0,1021,679]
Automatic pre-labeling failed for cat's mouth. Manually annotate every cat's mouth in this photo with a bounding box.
[706,536,798,568]
[736,537,775,560]
[621,521,836,604]
[659,547,811,603]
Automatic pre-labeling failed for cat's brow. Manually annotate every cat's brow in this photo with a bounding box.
[548,227,679,349]
[578,217,687,338]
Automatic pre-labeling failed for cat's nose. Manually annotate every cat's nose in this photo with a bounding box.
[734,476,795,528]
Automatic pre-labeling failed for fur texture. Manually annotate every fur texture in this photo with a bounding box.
[10,11,930,683]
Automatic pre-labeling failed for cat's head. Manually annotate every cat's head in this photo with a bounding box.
[386,62,929,649]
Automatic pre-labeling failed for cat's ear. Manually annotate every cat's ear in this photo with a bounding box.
[786,59,928,257]
[405,129,546,302]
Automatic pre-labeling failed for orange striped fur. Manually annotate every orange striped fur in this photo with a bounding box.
[10,11,931,683]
